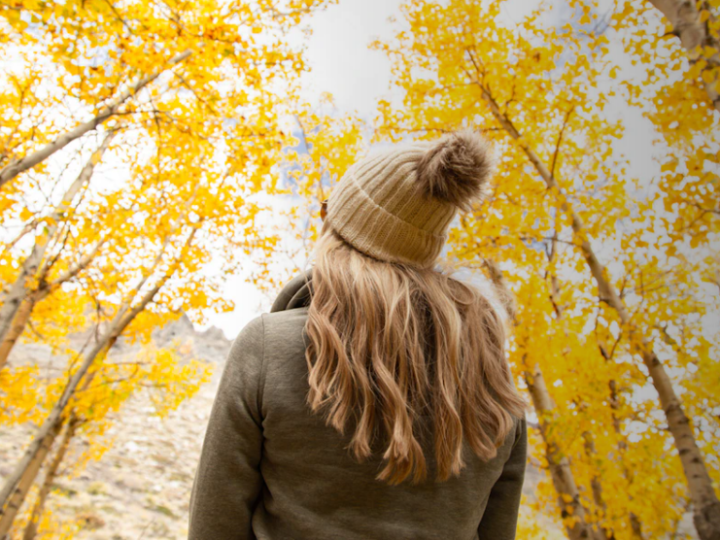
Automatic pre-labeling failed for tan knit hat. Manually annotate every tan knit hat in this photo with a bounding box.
[325,130,494,268]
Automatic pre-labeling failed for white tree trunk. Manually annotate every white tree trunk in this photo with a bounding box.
[0,227,197,532]
[484,260,605,540]
[0,423,61,538]
[646,0,720,112]
[478,85,720,540]
[0,239,104,370]
[0,133,114,372]
[0,50,191,188]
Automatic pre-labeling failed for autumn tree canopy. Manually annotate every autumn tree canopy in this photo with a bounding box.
[1,0,718,538]
[0,0,333,536]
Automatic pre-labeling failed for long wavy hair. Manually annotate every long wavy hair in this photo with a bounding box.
[304,223,526,485]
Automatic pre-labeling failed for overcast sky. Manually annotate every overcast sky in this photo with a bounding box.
[300,0,406,119]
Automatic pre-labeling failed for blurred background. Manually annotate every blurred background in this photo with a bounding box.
[0,0,718,538]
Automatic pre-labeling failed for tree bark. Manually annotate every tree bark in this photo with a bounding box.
[0,422,62,538]
[0,331,117,529]
[599,346,645,540]
[547,240,617,540]
[0,239,104,371]
[22,417,79,540]
[475,78,720,540]
[484,260,604,540]
[0,297,33,373]
[0,50,191,189]
[646,0,720,112]
[580,422,618,540]
[526,365,602,540]
[4,350,105,539]
[0,132,114,373]
[0,227,197,531]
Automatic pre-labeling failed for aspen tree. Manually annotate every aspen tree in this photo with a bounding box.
[0,132,114,371]
[372,1,719,537]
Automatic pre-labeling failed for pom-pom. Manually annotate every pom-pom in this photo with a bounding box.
[415,130,494,211]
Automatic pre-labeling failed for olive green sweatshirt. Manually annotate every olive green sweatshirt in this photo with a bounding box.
[188,269,527,540]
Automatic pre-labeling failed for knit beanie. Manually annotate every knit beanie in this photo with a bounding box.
[325,130,494,269]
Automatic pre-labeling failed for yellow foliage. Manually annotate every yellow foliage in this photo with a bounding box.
[0,0,334,535]
[362,0,720,537]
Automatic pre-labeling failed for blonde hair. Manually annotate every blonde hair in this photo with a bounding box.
[305,224,526,485]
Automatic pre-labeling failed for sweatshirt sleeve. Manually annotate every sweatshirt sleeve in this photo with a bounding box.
[188,315,265,540]
[477,416,527,539]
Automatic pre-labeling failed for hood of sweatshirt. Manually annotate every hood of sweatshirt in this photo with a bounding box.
[269,267,313,313]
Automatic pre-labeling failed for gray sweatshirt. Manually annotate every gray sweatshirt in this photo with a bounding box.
[188,269,527,540]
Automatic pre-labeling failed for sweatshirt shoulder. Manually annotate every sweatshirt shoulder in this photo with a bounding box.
[229,314,265,358]
[261,307,309,337]
[259,307,309,369]
[224,315,265,383]
[229,308,307,359]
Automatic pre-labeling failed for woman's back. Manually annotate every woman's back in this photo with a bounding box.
[188,130,528,540]
[189,271,526,540]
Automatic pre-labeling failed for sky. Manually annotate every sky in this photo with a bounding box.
[299,0,406,119]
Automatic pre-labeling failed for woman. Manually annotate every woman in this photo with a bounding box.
[188,131,528,540]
